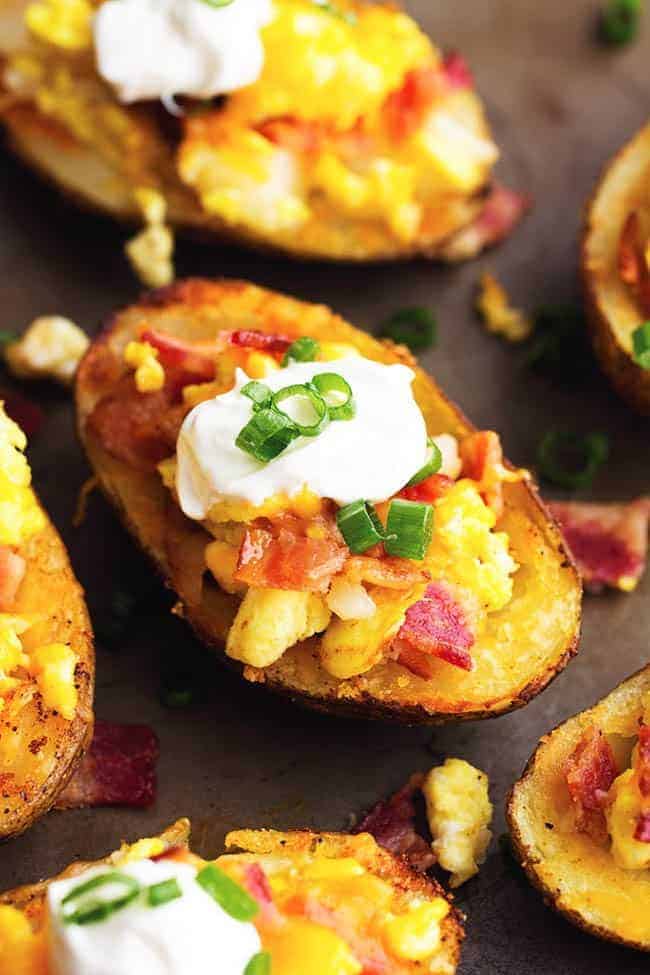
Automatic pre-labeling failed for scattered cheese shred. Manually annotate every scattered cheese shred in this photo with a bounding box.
[125,187,175,288]
[476,273,533,343]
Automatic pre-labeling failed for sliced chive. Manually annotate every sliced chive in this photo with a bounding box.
[147,877,182,908]
[61,871,141,926]
[242,381,272,410]
[310,373,355,420]
[236,408,298,462]
[336,499,387,553]
[198,0,236,6]
[271,383,329,437]
[384,499,434,560]
[600,0,641,45]
[632,322,650,369]
[406,437,442,487]
[282,336,320,366]
[196,864,259,922]
[379,307,437,353]
[537,430,609,490]
[245,952,272,975]
[160,683,193,709]
[0,330,16,348]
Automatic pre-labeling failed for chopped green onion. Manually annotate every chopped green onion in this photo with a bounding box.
[282,336,320,366]
[0,330,16,348]
[537,430,609,490]
[147,878,182,908]
[62,871,141,926]
[160,680,193,709]
[198,0,235,6]
[406,437,442,487]
[311,0,357,24]
[379,307,437,353]
[385,500,434,560]
[632,322,650,369]
[600,0,641,45]
[242,381,272,410]
[245,952,272,975]
[196,864,259,922]
[336,500,387,554]
[271,383,329,437]
[310,373,355,420]
[526,305,589,379]
[236,408,298,462]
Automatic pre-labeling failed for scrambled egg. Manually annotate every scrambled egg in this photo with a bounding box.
[226,589,331,667]
[0,406,77,719]
[476,273,533,343]
[5,315,89,386]
[423,758,493,887]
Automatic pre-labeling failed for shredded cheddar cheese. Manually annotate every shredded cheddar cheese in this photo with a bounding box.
[476,273,533,343]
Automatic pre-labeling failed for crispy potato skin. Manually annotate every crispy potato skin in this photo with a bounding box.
[0,498,94,841]
[507,665,650,951]
[76,278,581,724]
[582,122,650,414]
[1,821,463,973]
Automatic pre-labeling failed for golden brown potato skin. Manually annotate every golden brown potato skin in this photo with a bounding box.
[76,278,581,724]
[582,122,650,414]
[507,665,650,951]
[0,498,94,841]
[0,820,464,974]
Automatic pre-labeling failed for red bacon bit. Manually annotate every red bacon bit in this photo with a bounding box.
[398,473,454,504]
[460,430,507,517]
[637,725,650,797]
[634,811,650,843]
[55,720,159,810]
[1,390,45,438]
[384,65,446,142]
[617,212,650,316]
[439,183,532,262]
[565,725,618,843]
[343,555,427,591]
[140,329,217,385]
[392,582,475,675]
[229,330,293,354]
[354,773,435,872]
[257,118,324,154]
[235,515,348,593]
[548,498,650,593]
[0,547,25,611]
[441,51,474,90]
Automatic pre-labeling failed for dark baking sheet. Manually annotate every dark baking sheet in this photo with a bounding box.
[1,1,649,970]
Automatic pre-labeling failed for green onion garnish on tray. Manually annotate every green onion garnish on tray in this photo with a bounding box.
[537,430,609,490]
[311,372,355,420]
[282,336,320,366]
[632,322,650,369]
[379,307,437,353]
[406,437,442,487]
[236,408,298,462]
[385,499,434,560]
[600,0,642,45]
[241,381,273,410]
[196,864,259,922]
[336,499,388,553]
[61,871,141,926]
[147,877,183,908]
[272,383,329,437]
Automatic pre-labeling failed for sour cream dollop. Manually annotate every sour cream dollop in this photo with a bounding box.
[176,357,428,519]
[48,859,261,975]
[94,0,273,103]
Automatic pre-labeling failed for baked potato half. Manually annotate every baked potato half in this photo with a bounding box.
[75,278,581,724]
[0,407,94,840]
[507,665,650,950]
[0,0,526,268]
[582,121,650,413]
[0,818,464,974]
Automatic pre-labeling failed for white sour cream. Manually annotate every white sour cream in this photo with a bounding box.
[176,357,428,519]
[48,859,261,975]
[94,0,273,103]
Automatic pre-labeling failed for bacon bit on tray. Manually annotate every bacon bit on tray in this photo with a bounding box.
[392,582,475,677]
[229,330,293,354]
[548,497,650,593]
[1,390,45,438]
[438,184,532,262]
[354,773,435,872]
[55,720,159,810]
[0,546,26,611]
[565,725,618,844]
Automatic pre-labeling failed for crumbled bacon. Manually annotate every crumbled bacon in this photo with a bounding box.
[548,498,650,593]
[55,720,159,809]
[564,725,618,843]
[636,725,650,797]
[235,514,348,593]
[392,582,475,676]
[460,430,510,517]
[441,51,474,90]
[384,65,447,141]
[354,773,435,872]
[229,330,293,354]
[343,555,427,591]
[634,811,650,843]
[617,212,650,316]
[398,473,454,504]
[0,547,25,610]
[140,329,217,385]
[438,184,532,262]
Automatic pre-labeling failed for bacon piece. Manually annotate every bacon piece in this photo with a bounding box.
[55,720,159,809]
[384,65,447,141]
[634,812,650,843]
[1,390,45,438]
[460,429,512,517]
[343,555,427,591]
[140,329,217,385]
[617,212,650,316]
[392,582,475,675]
[636,725,650,797]
[235,515,348,593]
[229,330,292,354]
[354,772,435,872]
[548,498,650,593]
[257,118,325,154]
[438,183,532,262]
[441,51,474,90]
[0,547,25,610]
[398,473,454,504]
[565,725,618,844]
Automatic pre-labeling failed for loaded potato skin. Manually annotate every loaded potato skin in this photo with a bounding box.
[507,665,650,950]
[75,278,580,724]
